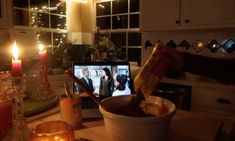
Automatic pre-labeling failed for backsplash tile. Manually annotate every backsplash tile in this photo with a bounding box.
[166,40,177,48]
[192,39,205,53]
[179,40,191,49]
[207,40,221,53]
[142,29,235,63]
[223,39,235,53]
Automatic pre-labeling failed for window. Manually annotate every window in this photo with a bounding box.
[13,0,67,52]
[96,0,141,64]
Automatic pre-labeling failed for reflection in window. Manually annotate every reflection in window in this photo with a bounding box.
[112,0,128,14]
[50,0,66,15]
[130,0,139,12]
[37,32,52,46]
[31,12,49,28]
[13,0,28,8]
[51,15,66,29]
[110,33,126,46]
[96,2,110,16]
[130,14,139,28]
[97,17,111,30]
[53,33,67,47]
[13,0,67,51]
[30,0,48,10]
[14,9,29,26]
[112,15,128,29]
[128,32,141,46]
[128,48,141,61]
[96,0,141,63]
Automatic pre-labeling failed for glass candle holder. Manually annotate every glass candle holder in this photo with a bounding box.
[29,121,75,141]
[0,71,13,139]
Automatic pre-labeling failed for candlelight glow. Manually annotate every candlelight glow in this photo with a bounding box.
[38,43,44,52]
[72,0,87,3]
[12,42,19,60]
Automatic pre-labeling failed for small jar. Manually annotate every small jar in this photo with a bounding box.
[60,94,82,130]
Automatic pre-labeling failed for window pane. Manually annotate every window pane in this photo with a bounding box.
[112,15,128,29]
[53,33,67,46]
[130,14,139,28]
[30,0,49,13]
[96,2,111,16]
[112,0,128,14]
[51,15,66,29]
[13,0,29,8]
[117,47,126,60]
[128,48,141,61]
[32,12,49,28]
[128,32,141,46]
[130,0,139,12]
[97,17,111,30]
[14,9,29,26]
[50,0,66,15]
[110,32,126,46]
[37,32,51,46]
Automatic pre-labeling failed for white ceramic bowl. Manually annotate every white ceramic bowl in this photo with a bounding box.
[99,95,176,141]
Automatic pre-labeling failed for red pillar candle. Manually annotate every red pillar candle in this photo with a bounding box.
[12,42,22,77]
[38,44,47,64]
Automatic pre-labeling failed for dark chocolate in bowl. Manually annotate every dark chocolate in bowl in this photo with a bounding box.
[99,95,176,141]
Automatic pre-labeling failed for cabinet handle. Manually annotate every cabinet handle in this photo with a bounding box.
[185,19,189,23]
[176,20,180,24]
[216,98,231,105]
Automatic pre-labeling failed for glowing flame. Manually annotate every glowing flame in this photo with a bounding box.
[38,43,44,52]
[12,42,19,60]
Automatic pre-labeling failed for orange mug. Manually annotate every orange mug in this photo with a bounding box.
[60,94,82,130]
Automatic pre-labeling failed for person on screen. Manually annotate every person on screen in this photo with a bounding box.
[79,67,94,93]
[112,74,131,96]
[99,67,114,97]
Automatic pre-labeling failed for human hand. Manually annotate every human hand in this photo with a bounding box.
[156,41,184,71]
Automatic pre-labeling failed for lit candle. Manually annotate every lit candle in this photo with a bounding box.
[38,43,47,64]
[12,42,22,77]
[29,121,75,141]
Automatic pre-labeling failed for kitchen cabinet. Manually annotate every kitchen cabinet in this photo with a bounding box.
[160,76,235,137]
[140,0,235,31]
[0,0,13,29]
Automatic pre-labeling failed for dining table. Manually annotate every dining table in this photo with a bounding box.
[27,105,223,141]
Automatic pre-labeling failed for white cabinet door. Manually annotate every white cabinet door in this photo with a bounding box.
[180,0,235,29]
[140,0,180,31]
[140,0,235,31]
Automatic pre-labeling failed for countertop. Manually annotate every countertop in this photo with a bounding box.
[27,108,223,141]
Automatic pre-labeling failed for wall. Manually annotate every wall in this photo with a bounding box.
[142,28,235,65]
[68,0,94,45]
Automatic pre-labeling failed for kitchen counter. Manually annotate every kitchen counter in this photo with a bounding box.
[27,108,223,141]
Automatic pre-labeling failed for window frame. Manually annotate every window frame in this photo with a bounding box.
[95,0,141,61]
[12,0,67,52]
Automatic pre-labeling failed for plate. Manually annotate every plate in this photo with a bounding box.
[23,93,59,117]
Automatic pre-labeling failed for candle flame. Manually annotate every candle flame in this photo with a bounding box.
[12,42,19,60]
[38,43,44,52]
